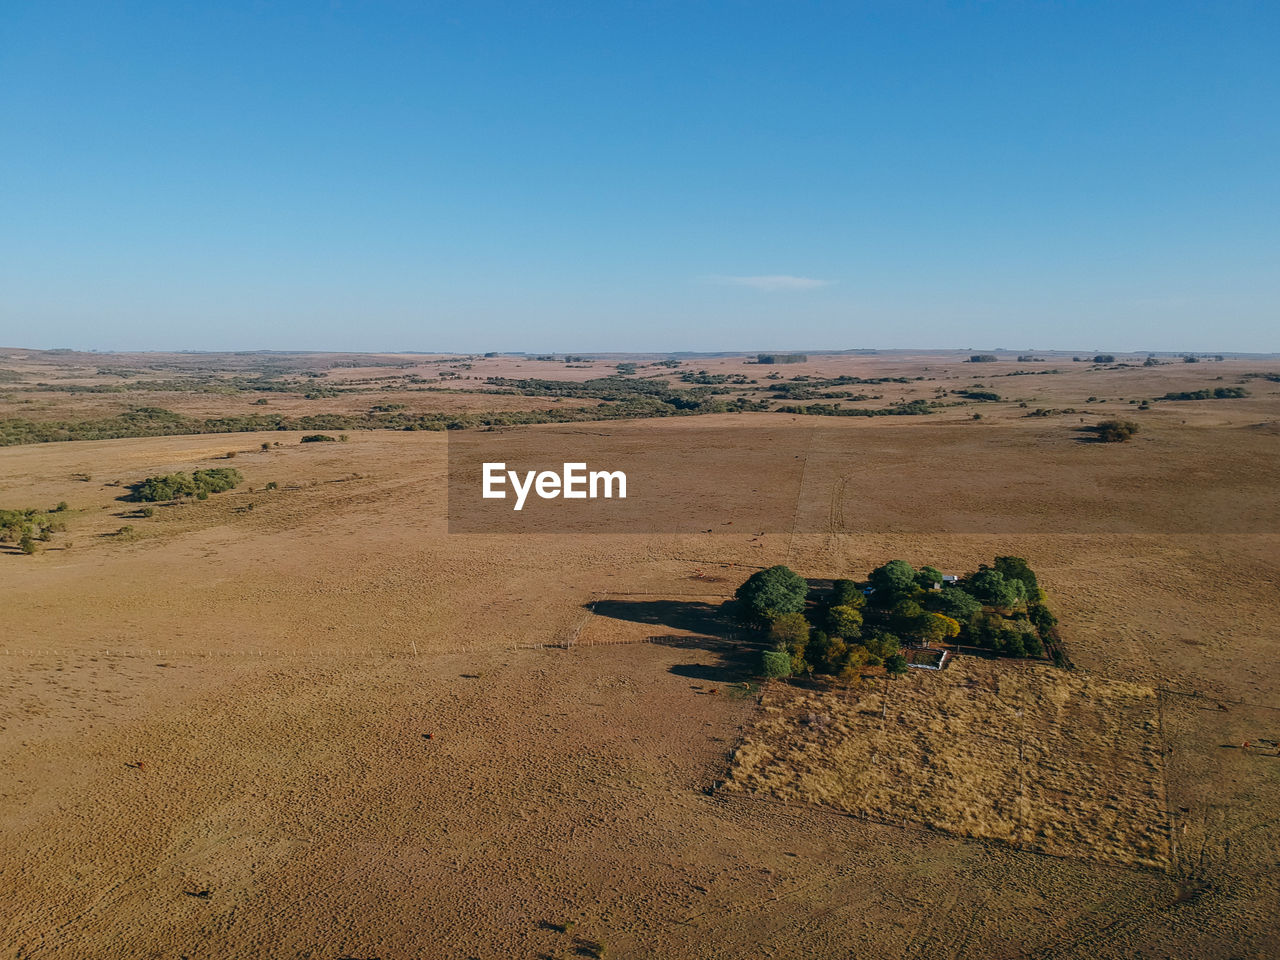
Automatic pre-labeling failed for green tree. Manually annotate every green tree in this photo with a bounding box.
[863,628,900,661]
[885,653,910,676]
[965,569,1026,608]
[929,587,982,620]
[761,648,792,679]
[915,566,945,589]
[868,560,917,601]
[770,612,811,673]
[19,533,36,554]
[829,579,865,609]
[994,556,1040,597]
[735,565,809,622]
[826,604,864,638]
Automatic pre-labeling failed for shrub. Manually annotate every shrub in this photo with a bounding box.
[885,653,910,676]
[1093,354,1116,363]
[265,481,278,490]
[300,434,337,443]
[761,648,793,679]
[19,533,36,554]
[1091,419,1139,443]
[53,501,69,512]
[131,467,242,502]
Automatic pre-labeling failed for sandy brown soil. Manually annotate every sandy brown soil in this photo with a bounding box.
[1,353,1278,958]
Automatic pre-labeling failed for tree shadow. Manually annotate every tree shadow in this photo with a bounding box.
[588,599,734,636]
[587,599,763,683]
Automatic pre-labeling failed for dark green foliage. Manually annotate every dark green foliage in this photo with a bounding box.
[19,533,36,554]
[885,653,910,676]
[1028,602,1058,638]
[862,629,900,661]
[1090,419,1140,442]
[994,556,1039,596]
[775,400,934,417]
[915,566,944,589]
[964,568,1027,608]
[829,579,861,607]
[1158,387,1247,401]
[1093,354,1116,363]
[968,355,998,362]
[868,560,917,602]
[755,354,807,364]
[131,468,242,502]
[735,565,809,622]
[958,390,1000,401]
[300,433,337,442]
[927,587,982,621]
[761,648,793,679]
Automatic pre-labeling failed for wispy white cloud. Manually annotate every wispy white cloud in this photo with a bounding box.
[703,274,834,292]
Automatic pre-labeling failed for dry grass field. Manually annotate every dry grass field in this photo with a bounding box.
[728,661,1171,869]
[1,350,1278,958]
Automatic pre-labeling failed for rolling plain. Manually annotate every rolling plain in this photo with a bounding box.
[2,348,1278,958]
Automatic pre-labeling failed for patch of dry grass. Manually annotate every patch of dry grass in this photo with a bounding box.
[727,658,1171,869]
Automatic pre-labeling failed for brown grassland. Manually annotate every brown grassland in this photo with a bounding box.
[1,349,1278,958]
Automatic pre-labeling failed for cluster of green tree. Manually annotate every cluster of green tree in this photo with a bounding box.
[755,354,807,364]
[765,387,874,401]
[680,371,750,384]
[300,434,337,442]
[18,375,333,395]
[1,504,67,554]
[0,391,775,446]
[615,363,638,375]
[1016,356,1044,362]
[739,556,1059,681]
[1089,419,1140,442]
[967,355,999,362]
[957,390,1001,401]
[1093,354,1117,363]
[130,468,243,502]
[1158,387,1248,401]
[775,400,935,417]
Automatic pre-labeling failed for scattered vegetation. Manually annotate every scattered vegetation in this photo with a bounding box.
[1,507,66,554]
[130,468,243,502]
[1158,387,1248,401]
[1089,419,1140,443]
[300,434,337,442]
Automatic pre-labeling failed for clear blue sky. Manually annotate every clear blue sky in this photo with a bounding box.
[2,1,1277,353]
